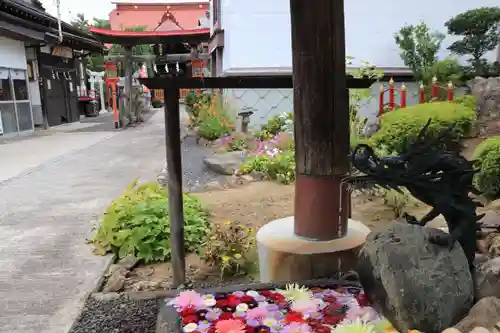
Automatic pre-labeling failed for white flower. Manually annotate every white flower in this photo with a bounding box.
[204,298,216,307]
[236,303,249,312]
[333,318,376,333]
[183,323,198,333]
[246,290,260,298]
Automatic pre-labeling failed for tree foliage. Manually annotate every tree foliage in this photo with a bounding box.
[394,22,445,82]
[445,7,500,71]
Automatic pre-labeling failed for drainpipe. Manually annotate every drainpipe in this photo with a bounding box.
[56,0,63,43]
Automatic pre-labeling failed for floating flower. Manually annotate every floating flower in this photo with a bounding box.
[215,319,246,333]
[176,290,205,310]
[262,317,279,328]
[246,290,260,298]
[183,323,198,333]
[333,319,377,333]
[275,284,313,303]
[246,305,269,322]
[235,303,249,312]
[205,309,221,322]
[281,322,313,333]
[344,306,379,324]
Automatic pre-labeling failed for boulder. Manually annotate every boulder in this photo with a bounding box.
[357,221,474,333]
[468,77,500,136]
[454,297,500,332]
[474,257,500,300]
[203,151,245,175]
[103,267,128,293]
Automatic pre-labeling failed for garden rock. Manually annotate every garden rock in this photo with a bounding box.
[103,267,128,293]
[468,77,500,136]
[454,297,500,332]
[474,257,500,300]
[203,151,245,175]
[357,221,474,333]
[117,255,139,270]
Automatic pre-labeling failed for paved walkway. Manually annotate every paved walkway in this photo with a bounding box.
[0,110,168,333]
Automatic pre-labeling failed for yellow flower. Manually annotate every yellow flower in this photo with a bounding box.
[222,256,230,263]
[333,319,377,333]
[275,284,313,302]
[234,253,242,259]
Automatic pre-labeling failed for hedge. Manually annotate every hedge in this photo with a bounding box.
[371,101,476,153]
[472,136,500,199]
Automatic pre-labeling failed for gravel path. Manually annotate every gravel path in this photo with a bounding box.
[0,110,221,333]
[69,296,160,333]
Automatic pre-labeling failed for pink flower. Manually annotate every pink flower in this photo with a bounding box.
[175,290,204,310]
[345,306,379,323]
[290,299,320,314]
[246,305,269,321]
[281,323,313,333]
[215,319,246,333]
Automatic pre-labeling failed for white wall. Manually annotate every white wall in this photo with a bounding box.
[25,47,43,126]
[220,0,499,74]
[0,37,28,70]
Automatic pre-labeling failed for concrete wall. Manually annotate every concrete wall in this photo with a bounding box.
[219,0,499,75]
[0,37,27,70]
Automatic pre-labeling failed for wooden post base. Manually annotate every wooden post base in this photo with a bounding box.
[256,216,370,282]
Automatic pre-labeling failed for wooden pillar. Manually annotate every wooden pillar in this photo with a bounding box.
[291,0,350,241]
[124,45,133,126]
[163,87,185,287]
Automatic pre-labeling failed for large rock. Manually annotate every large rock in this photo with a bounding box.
[474,257,500,300]
[454,297,500,332]
[203,151,245,175]
[357,221,474,333]
[468,77,500,136]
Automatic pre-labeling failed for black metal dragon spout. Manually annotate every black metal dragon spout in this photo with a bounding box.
[345,119,484,269]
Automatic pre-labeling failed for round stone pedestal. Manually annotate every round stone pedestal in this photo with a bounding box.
[256,216,370,282]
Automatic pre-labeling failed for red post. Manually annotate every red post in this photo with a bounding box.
[400,83,406,108]
[432,76,438,102]
[379,84,384,116]
[448,81,454,101]
[389,78,395,111]
[419,83,425,104]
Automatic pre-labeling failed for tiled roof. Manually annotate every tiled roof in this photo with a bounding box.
[109,4,207,31]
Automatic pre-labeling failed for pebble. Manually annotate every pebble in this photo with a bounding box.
[69,295,159,333]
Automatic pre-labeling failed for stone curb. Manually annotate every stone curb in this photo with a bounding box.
[66,253,116,333]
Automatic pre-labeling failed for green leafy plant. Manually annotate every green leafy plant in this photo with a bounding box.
[239,150,295,184]
[445,7,500,73]
[383,189,412,218]
[472,136,500,199]
[255,112,293,140]
[454,94,477,111]
[197,94,235,141]
[90,180,210,263]
[371,102,476,153]
[421,57,465,86]
[394,22,445,82]
[151,99,163,108]
[201,221,257,278]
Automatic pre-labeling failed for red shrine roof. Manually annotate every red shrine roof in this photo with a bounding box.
[88,26,210,45]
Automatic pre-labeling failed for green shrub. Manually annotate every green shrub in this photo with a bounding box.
[255,112,293,140]
[371,101,476,153]
[197,95,235,141]
[454,94,477,111]
[239,150,295,184]
[91,180,210,263]
[151,100,163,108]
[473,136,500,199]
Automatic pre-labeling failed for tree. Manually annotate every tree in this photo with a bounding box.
[394,22,445,82]
[445,7,500,72]
[71,13,89,31]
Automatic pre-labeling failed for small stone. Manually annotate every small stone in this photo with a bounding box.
[117,255,139,270]
[203,151,245,175]
[470,328,491,333]
[240,174,255,183]
[107,264,121,276]
[357,221,473,333]
[103,267,128,293]
[454,297,500,332]
[474,257,500,300]
[204,180,223,191]
[442,329,462,333]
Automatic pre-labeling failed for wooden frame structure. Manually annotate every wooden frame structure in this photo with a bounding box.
[139,74,375,286]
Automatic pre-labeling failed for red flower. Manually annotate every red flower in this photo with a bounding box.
[356,293,371,307]
[183,314,199,324]
[219,312,234,320]
[285,311,305,323]
[227,295,241,307]
[182,307,197,316]
[268,293,285,302]
[323,302,343,315]
[240,296,254,303]
[307,318,321,327]
[323,314,345,325]
[314,325,331,333]
[323,295,337,304]
[216,299,229,308]
[259,290,272,297]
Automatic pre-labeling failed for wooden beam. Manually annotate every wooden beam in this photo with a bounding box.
[139,76,374,90]
[163,87,185,287]
[291,0,350,240]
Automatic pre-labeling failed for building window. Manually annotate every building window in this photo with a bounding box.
[0,67,33,135]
